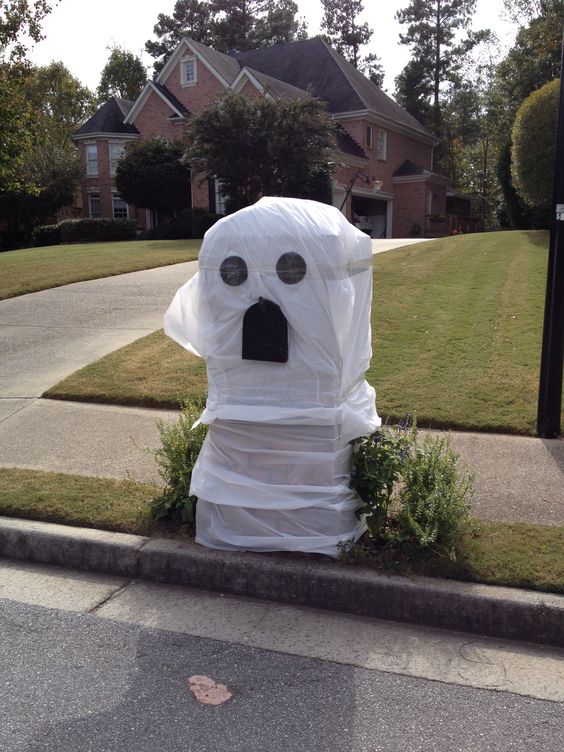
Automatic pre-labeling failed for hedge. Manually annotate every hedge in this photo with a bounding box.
[32,224,61,247]
[59,218,138,244]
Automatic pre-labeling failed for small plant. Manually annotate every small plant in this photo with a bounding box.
[350,415,474,560]
[351,414,415,537]
[391,435,474,559]
[150,399,207,525]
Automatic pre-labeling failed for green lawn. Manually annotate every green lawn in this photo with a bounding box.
[45,230,560,435]
[0,467,562,594]
[0,239,201,300]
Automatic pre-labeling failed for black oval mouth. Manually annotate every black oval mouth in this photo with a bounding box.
[242,297,288,363]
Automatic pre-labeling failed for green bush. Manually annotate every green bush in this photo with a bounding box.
[192,211,223,238]
[150,400,208,526]
[145,222,194,240]
[351,418,474,559]
[392,435,474,558]
[32,224,61,247]
[59,218,137,244]
[511,79,559,214]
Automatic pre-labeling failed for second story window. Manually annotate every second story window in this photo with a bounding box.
[181,56,197,87]
[109,143,125,177]
[366,125,373,148]
[86,143,98,176]
[376,129,387,160]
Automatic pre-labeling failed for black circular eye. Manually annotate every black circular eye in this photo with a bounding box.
[220,256,248,286]
[276,252,306,285]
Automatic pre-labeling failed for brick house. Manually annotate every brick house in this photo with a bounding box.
[74,36,476,238]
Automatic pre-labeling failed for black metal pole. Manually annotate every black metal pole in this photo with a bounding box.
[537,28,564,438]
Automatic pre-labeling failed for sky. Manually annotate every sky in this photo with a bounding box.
[27,0,519,94]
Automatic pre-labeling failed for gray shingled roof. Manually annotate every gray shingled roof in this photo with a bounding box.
[245,67,309,99]
[233,37,433,138]
[393,160,428,177]
[188,36,241,84]
[74,97,138,137]
[153,82,191,116]
[335,126,367,159]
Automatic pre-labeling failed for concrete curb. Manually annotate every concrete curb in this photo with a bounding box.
[1,516,563,647]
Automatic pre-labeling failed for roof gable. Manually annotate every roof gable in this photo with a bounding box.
[157,36,240,88]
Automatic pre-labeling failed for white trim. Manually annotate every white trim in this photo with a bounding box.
[333,110,438,146]
[85,143,98,176]
[125,81,185,124]
[331,148,369,168]
[157,37,231,88]
[180,55,197,87]
[231,68,264,95]
[393,173,451,187]
[376,127,387,161]
[73,132,138,142]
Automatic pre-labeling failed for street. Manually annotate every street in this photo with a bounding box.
[1,558,562,751]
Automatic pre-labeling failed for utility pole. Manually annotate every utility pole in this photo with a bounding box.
[537,28,564,438]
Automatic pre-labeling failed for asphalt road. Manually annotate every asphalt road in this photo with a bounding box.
[1,558,563,752]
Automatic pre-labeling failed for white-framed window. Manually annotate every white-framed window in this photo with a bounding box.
[85,143,98,176]
[88,192,101,218]
[112,193,128,219]
[109,142,125,177]
[180,55,197,87]
[215,178,228,215]
[366,125,373,149]
[376,128,387,160]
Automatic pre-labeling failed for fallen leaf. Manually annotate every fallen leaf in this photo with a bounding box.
[188,675,232,705]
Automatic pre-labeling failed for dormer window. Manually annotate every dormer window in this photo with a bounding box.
[181,55,197,87]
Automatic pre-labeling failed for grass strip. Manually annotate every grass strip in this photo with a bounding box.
[0,468,562,594]
[43,330,207,408]
[0,239,201,301]
[44,230,562,435]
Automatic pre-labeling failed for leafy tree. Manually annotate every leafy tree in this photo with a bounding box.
[494,2,564,130]
[115,138,192,218]
[145,0,307,73]
[395,0,487,136]
[0,64,36,192]
[22,62,96,143]
[0,0,53,61]
[97,46,148,103]
[320,0,372,68]
[0,138,81,228]
[511,79,559,218]
[186,92,335,210]
[497,139,531,229]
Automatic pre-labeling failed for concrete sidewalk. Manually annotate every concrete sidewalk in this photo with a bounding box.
[0,397,562,526]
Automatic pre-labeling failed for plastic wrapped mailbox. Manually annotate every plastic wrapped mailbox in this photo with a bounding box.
[164,196,380,557]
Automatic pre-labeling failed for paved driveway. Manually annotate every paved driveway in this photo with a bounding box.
[0,261,198,401]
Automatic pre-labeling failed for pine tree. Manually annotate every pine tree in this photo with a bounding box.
[145,0,306,74]
[320,0,373,68]
[395,0,487,131]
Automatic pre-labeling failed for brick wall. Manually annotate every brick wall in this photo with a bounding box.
[162,57,226,116]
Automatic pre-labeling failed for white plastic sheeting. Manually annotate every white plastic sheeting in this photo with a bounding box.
[164,196,380,557]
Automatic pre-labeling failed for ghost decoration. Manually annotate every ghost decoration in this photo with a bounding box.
[164,196,380,557]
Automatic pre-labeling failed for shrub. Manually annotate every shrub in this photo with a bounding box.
[150,399,207,526]
[350,417,474,559]
[391,435,474,558]
[192,211,222,238]
[32,224,61,247]
[511,79,559,214]
[59,218,137,244]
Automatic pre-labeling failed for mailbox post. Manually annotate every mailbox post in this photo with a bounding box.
[537,29,564,438]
